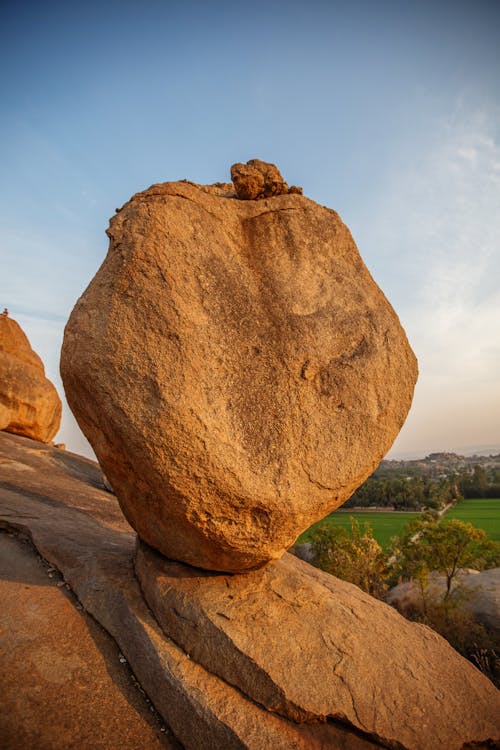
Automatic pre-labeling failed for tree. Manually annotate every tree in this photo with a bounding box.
[309,518,388,597]
[390,515,500,684]
[457,465,489,498]
[391,515,500,600]
[345,474,458,511]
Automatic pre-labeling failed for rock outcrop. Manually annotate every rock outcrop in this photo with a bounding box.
[230,158,302,199]
[0,531,177,750]
[60,175,417,571]
[0,314,61,442]
[135,538,500,750]
[1,431,498,750]
[1,431,499,750]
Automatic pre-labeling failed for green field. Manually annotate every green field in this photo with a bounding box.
[445,498,500,542]
[297,511,421,550]
[297,498,500,550]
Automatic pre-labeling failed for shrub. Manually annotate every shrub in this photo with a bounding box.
[309,518,389,597]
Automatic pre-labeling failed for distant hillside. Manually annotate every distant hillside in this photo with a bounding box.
[454,443,500,457]
[379,452,500,476]
[342,450,500,511]
[388,444,500,461]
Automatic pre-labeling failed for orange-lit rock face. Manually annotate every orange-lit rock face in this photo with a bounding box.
[230,158,302,200]
[135,539,500,750]
[231,158,289,199]
[0,316,61,443]
[61,180,417,571]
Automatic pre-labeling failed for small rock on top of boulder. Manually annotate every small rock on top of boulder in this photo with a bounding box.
[230,158,302,199]
[0,314,61,443]
[61,169,417,572]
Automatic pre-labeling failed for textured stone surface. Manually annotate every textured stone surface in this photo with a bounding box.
[0,532,176,750]
[136,538,500,750]
[0,316,61,442]
[231,158,292,199]
[0,431,381,750]
[1,432,499,750]
[61,178,418,571]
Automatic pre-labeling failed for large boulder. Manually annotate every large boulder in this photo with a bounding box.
[0,314,61,443]
[60,174,417,571]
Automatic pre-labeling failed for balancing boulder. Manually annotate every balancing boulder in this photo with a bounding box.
[60,174,417,571]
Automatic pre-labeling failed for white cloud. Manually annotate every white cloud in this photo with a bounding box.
[365,104,500,455]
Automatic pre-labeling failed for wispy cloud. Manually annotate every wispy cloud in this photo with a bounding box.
[365,103,500,454]
[409,108,500,384]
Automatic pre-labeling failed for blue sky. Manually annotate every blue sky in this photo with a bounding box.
[1,0,499,458]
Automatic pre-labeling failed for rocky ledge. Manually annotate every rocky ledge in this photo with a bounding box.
[0,431,498,750]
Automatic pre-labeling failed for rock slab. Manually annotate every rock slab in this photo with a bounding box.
[1,432,499,750]
[0,315,61,442]
[0,532,176,750]
[61,177,418,571]
[0,431,380,750]
[135,538,500,750]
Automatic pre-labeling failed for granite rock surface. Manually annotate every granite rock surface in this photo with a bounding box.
[60,177,418,571]
[136,538,500,750]
[0,431,382,750]
[0,315,61,442]
[0,531,177,750]
[0,432,498,750]
[231,158,293,199]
